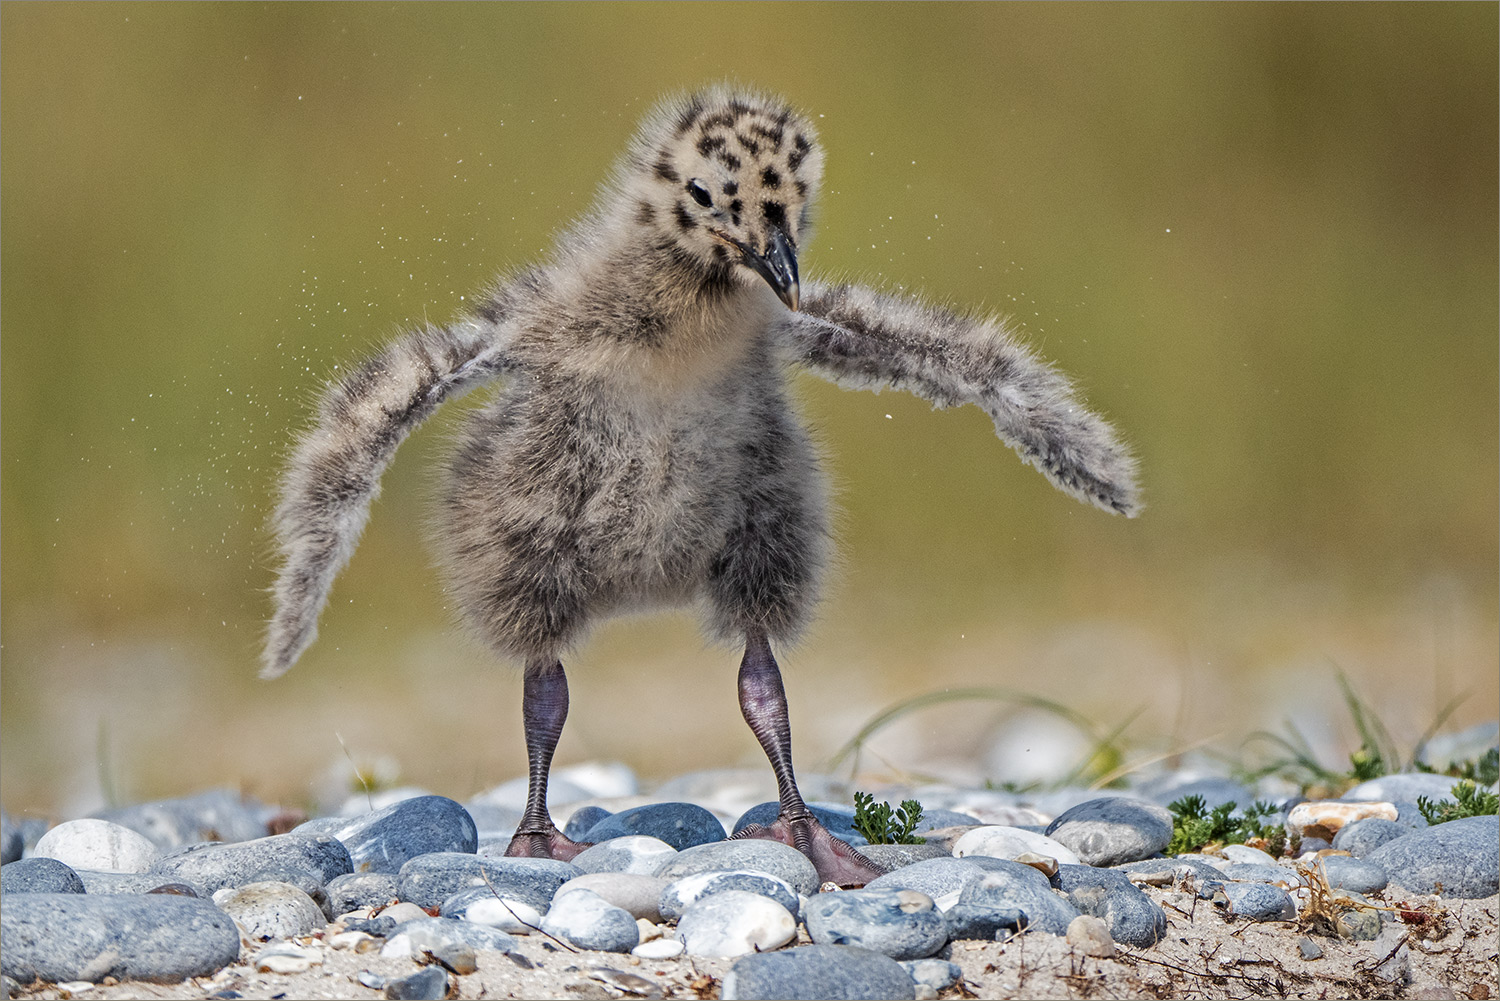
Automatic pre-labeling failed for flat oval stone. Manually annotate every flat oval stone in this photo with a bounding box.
[1317,855,1388,894]
[657,840,819,896]
[957,862,1079,936]
[92,790,268,851]
[1066,914,1116,957]
[660,870,801,923]
[558,872,667,921]
[35,819,160,874]
[952,826,1080,866]
[1220,844,1280,866]
[318,796,477,874]
[1366,815,1499,898]
[803,888,947,960]
[677,889,797,957]
[1332,818,1408,857]
[722,944,916,1001]
[2,858,86,895]
[0,892,240,983]
[73,871,207,897]
[865,857,993,907]
[149,832,352,893]
[580,802,727,850]
[572,835,679,875]
[1216,881,1296,921]
[216,880,327,941]
[1051,864,1166,947]
[439,886,544,933]
[397,852,579,910]
[539,888,639,953]
[1287,801,1398,842]
[1044,797,1172,867]
[325,871,400,914]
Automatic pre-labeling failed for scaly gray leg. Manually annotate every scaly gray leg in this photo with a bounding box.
[504,659,591,860]
[731,632,886,887]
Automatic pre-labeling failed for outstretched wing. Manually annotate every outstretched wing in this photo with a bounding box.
[263,305,518,679]
[777,279,1140,517]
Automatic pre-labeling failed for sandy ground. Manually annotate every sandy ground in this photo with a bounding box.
[6,884,1497,1001]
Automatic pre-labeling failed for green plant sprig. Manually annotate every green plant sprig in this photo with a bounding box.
[852,792,927,845]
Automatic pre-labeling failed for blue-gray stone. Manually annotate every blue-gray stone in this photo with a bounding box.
[912,809,984,834]
[660,870,801,922]
[1318,855,1388,894]
[321,796,477,875]
[397,852,578,910]
[2,858,86,895]
[1114,857,1225,883]
[1333,818,1409,857]
[92,790,268,851]
[1216,881,1296,921]
[387,915,518,954]
[539,888,638,953]
[581,802,726,850]
[149,832,352,893]
[1,811,23,865]
[1366,814,1499,898]
[563,806,612,842]
[857,843,951,872]
[1045,797,1173,866]
[722,944,917,1001]
[1220,863,1291,884]
[957,860,1079,936]
[75,870,207,897]
[383,965,449,1000]
[732,802,866,847]
[1342,773,1467,804]
[0,892,240,983]
[657,840,819,896]
[803,888,946,960]
[1051,864,1166,947]
[865,857,992,902]
[325,872,401,914]
[943,903,1025,941]
[900,958,961,992]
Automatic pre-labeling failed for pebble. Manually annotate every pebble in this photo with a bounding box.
[149,832,352,893]
[71,870,206,897]
[677,889,797,957]
[0,892,241,983]
[957,861,1080,936]
[722,944,917,1001]
[1330,890,1385,941]
[579,802,727,850]
[571,835,679,875]
[215,880,327,941]
[34,819,160,874]
[1287,800,1398,842]
[439,885,544,932]
[540,887,640,952]
[1,811,23,865]
[1044,797,1173,866]
[660,870,801,923]
[317,796,478,874]
[1114,857,1225,884]
[2,857,86,895]
[1221,863,1292,884]
[865,857,994,907]
[92,790,268,851]
[397,852,579,910]
[383,965,449,1001]
[732,802,866,846]
[1215,880,1296,920]
[1366,814,1499,898]
[1066,914,1116,957]
[657,839,819,896]
[1051,864,1167,947]
[1342,773,1461,804]
[557,872,667,920]
[379,916,518,959]
[942,903,1025,941]
[1219,843,1280,866]
[325,871,401,914]
[633,936,685,959]
[1298,935,1323,959]
[1332,817,1409,857]
[952,825,1080,865]
[856,843,951,871]
[254,941,322,974]
[561,805,613,841]
[803,888,947,960]
[900,958,961,992]
[1317,854,1389,894]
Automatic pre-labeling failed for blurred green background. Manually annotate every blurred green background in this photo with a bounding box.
[3,3,1496,816]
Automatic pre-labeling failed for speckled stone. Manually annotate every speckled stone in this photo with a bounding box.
[318,796,477,874]
[1332,817,1408,857]
[722,944,917,1001]
[856,844,951,872]
[34,819,160,875]
[149,832,352,893]
[865,857,994,908]
[1044,798,1173,867]
[539,888,639,953]
[1216,881,1296,921]
[1366,815,1499,898]
[957,861,1079,936]
[325,872,401,914]
[1317,855,1389,894]
[73,871,208,897]
[660,870,801,923]
[2,858,86,895]
[803,888,947,960]
[657,839,819,896]
[571,835,679,876]
[557,872,667,921]
[379,916,518,959]
[1051,864,1166,947]
[215,880,327,941]
[397,852,579,910]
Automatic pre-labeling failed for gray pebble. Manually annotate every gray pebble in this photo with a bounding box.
[2,857,86,895]
[865,857,993,904]
[1114,857,1224,883]
[660,870,801,922]
[1332,817,1408,857]
[397,852,579,910]
[438,885,545,932]
[73,870,207,897]
[723,944,917,1001]
[558,872,667,921]
[1220,863,1291,884]
[732,802,866,846]
[0,892,240,983]
[581,802,727,850]
[319,796,477,874]
[957,861,1079,936]
[1298,936,1323,960]
[1366,814,1499,898]
[1051,864,1166,947]
[326,872,401,914]
[657,839,819,896]
[382,916,518,957]
[562,805,613,841]
[149,832,352,894]
[857,844,951,872]
[1331,890,1385,941]
[1216,881,1296,921]
[383,965,449,1001]
[92,790,268,851]
[571,835,679,875]
[942,903,1025,941]
[539,888,639,953]
[1318,855,1388,894]
[803,888,947,960]
[215,880,327,941]
[1045,797,1173,866]
[900,958,961,992]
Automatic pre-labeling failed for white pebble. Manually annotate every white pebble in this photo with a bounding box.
[952,826,1080,866]
[34,819,159,874]
[632,937,685,959]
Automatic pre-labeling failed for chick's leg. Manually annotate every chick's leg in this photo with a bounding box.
[504,658,591,860]
[731,632,886,887]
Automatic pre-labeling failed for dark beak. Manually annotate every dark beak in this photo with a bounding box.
[738,228,800,311]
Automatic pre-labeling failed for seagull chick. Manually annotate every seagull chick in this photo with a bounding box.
[264,87,1140,887]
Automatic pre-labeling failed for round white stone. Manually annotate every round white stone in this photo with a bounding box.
[677,889,796,958]
[34,819,159,874]
[951,825,1081,866]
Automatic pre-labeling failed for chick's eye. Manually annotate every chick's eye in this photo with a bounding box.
[686,179,713,208]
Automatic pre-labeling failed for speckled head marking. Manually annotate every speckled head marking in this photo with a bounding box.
[621,88,824,308]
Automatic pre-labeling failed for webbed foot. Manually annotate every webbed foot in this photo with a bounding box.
[733,813,887,888]
[503,825,591,862]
